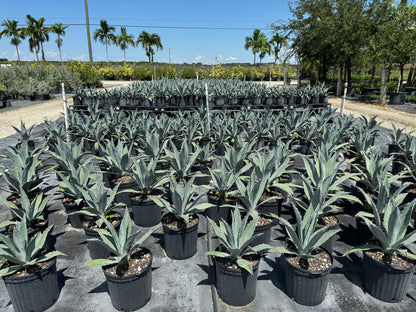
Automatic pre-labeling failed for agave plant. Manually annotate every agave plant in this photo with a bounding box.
[0,220,64,277]
[50,139,91,177]
[129,158,169,198]
[206,209,270,273]
[270,200,340,258]
[99,139,133,178]
[152,177,212,222]
[85,208,159,267]
[57,165,94,203]
[0,188,53,229]
[164,140,201,181]
[0,141,44,197]
[43,118,67,146]
[12,121,36,146]
[138,131,168,161]
[208,166,238,199]
[223,144,252,178]
[345,186,416,260]
[74,179,123,227]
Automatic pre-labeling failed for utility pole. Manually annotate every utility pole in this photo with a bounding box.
[169,48,171,64]
[84,0,93,64]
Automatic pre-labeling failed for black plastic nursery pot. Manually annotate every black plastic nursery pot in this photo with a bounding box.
[62,198,84,229]
[207,195,236,224]
[362,251,416,302]
[251,217,274,247]
[257,198,284,226]
[191,163,212,186]
[162,213,199,260]
[130,196,162,227]
[316,216,339,255]
[115,180,138,206]
[389,92,407,105]
[103,248,153,311]
[284,250,333,306]
[213,254,261,306]
[2,258,60,312]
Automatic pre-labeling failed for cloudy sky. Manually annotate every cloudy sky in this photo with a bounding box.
[0,0,292,64]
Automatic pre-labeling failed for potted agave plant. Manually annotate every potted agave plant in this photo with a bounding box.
[128,158,169,227]
[74,180,123,259]
[99,139,135,205]
[271,199,340,306]
[344,184,416,302]
[152,177,212,260]
[85,208,159,311]
[164,140,201,182]
[0,220,64,312]
[191,144,214,186]
[206,209,270,306]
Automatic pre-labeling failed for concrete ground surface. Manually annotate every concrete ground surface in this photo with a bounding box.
[0,123,415,312]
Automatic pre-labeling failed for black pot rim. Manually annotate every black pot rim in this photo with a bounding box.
[103,247,152,282]
[161,213,199,233]
[2,257,57,282]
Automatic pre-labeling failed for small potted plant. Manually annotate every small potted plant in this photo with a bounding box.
[270,200,340,306]
[152,177,212,260]
[206,208,270,306]
[74,180,123,259]
[344,187,416,302]
[0,220,65,312]
[128,158,169,227]
[85,208,159,311]
[191,144,214,186]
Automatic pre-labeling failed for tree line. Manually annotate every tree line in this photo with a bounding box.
[0,17,163,64]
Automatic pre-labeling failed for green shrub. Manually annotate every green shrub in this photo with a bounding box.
[179,66,197,79]
[114,64,134,80]
[133,66,153,80]
[67,62,102,87]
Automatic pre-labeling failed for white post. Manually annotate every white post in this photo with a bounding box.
[340,82,347,115]
[197,72,199,80]
[154,66,156,80]
[397,76,401,93]
[62,83,70,142]
[269,66,272,87]
[205,83,210,131]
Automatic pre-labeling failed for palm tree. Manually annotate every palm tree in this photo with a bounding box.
[269,33,287,64]
[0,19,25,61]
[93,20,116,62]
[136,31,163,64]
[50,23,68,64]
[115,27,135,64]
[25,15,49,61]
[244,29,264,65]
[259,34,271,64]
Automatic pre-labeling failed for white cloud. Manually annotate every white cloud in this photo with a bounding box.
[217,54,223,60]
[71,55,87,61]
[45,51,59,59]
[194,54,205,62]
[226,56,238,61]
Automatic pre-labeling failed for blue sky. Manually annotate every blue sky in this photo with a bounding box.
[0,0,292,64]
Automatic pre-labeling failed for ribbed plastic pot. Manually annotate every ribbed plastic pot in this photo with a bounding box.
[2,258,59,312]
[115,181,138,206]
[251,218,274,247]
[191,163,212,186]
[214,256,260,306]
[62,199,84,229]
[316,217,339,255]
[363,252,416,302]
[257,198,283,226]
[207,195,235,224]
[284,251,333,306]
[103,248,153,311]
[130,196,162,227]
[83,219,121,259]
[162,214,199,260]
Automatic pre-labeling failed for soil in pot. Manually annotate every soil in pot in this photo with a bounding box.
[82,213,122,259]
[130,188,165,227]
[103,247,153,311]
[258,189,284,225]
[251,215,274,248]
[2,257,60,312]
[284,248,333,306]
[214,248,261,306]
[161,212,199,260]
[363,250,416,303]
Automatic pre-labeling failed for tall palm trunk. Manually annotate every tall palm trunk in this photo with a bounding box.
[124,49,126,64]
[58,35,63,64]
[105,39,109,62]
[15,44,20,61]
[41,41,45,61]
[253,53,256,65]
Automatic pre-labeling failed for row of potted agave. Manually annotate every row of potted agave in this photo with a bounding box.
[73,79,329,109]
[1,108,416,310]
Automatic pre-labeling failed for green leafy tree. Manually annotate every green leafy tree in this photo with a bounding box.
[50,23,68,64]
[244,28,266,65]
[136,30,163,64]
[115,27,135,64]
[25,15,49,61]
[93,20,116,62]
[0,19,25,61]
[269,33,287,64]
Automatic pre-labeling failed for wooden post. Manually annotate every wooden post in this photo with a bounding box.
[340,82,347,115]
[62,83,70,142]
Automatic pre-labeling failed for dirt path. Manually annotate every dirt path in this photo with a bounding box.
[329,97,416,133]
[0,81,133,139]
